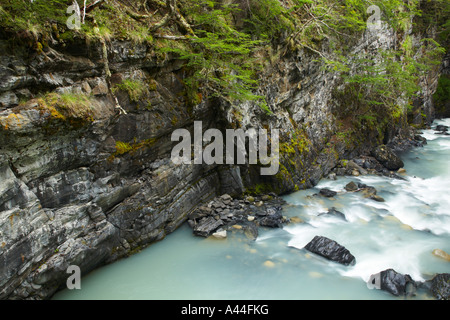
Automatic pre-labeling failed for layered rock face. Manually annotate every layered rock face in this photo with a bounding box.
[0,15,442,300]
[0,38,224,299]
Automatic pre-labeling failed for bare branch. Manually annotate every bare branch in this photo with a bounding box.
[82,0,105,14]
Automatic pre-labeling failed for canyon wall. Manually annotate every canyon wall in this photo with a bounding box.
[0,1,445,299]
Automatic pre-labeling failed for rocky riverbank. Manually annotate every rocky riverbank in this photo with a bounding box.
[187,193,287,240]
[186,136,422,241]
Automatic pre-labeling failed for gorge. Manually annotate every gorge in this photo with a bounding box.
[0,0,449,300]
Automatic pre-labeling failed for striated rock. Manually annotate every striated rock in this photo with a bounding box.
[193,216,224,237]
[304,236,356,266]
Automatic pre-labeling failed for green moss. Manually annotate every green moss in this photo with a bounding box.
[246,182,274,196]
[0,0,69,34]
[112,138,159,158]
[279,128,310,160]
[115,141,133,155]
[37,92,95,123]
[148,79,158,91]
[112,79,146,103]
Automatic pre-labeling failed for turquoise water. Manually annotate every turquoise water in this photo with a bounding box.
[54,119,450,300]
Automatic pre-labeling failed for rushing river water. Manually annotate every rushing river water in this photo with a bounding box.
[54,119,450,300]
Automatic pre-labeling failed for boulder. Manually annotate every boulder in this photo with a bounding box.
[347,160,368,175]
[368,269,417,297]
[212,229,227,239]
[432,249,450,262]
[258,207,285,228]
[319,188,337,198]
[304,236,356,266]
[345,181,358,192]
[427,273,450,300]
[372,145,404,171]
[193,216,224,237]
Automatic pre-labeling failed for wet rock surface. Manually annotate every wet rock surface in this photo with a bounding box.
[425,273,450,300]
[378,269,417,297]
[304,236,356,266]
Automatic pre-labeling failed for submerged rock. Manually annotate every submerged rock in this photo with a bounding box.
[432,249,450,262]
[319,207,346,220]
[370,194,385,202]
[304,236,356,266]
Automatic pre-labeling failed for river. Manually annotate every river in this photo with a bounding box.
[53,119,450,300]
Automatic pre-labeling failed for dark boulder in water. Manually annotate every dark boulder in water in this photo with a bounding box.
[435,125,449,132]
[425,273,450,300]
[304,236,356,266]
[368,269,417,297]
[319,188,337,198]
[372,145,404,171]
